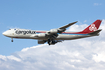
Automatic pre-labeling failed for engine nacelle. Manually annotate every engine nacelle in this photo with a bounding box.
[58,28,66,33]
[49,29,58,34]
[47,29,66,35]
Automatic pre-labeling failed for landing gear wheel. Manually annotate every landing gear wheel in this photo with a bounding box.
[48,39,56,45]
[11,38,13,42]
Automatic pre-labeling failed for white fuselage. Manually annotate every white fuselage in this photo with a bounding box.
[3,29,93,40]
[2,20,102,45]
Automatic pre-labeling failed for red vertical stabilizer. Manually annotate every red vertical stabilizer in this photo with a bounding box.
[81,20,102,34]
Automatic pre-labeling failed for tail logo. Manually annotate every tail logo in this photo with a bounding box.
[89,24,97,31]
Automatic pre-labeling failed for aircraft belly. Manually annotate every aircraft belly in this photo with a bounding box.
[57,34,91,40]
[12,34,30,39]
[11,33,91,40]
[12,34,47,40]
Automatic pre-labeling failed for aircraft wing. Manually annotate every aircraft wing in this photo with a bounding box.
[59,21,78,29]
[46,21,78,35]
[44,21,77,45]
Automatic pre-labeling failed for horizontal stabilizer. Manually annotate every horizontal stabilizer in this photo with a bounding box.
[88,29,102,35]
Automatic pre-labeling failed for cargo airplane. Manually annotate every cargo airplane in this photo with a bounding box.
[3,20,102,45]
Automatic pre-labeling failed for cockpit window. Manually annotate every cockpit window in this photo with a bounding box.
[9,29,16,30]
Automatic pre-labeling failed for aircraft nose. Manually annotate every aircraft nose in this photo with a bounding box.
[2,31,8,36]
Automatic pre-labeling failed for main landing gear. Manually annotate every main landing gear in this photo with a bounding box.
[48,39,51,45]
[48,39,57,45]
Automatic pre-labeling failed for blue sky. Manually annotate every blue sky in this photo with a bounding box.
[0,0,105,70]
[0,0,105,56]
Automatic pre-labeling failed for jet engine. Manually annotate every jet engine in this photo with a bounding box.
[46,28,66,35]
[49,29,58,34]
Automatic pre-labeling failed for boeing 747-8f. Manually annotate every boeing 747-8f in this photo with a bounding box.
[3,20,102,45]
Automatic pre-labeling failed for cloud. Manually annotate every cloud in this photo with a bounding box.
[84,20,87,23]
[92,51,105,62]
[0,20,105,70]
[94,3,102,6]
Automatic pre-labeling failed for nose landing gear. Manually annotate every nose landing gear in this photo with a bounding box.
[11,38,13,42]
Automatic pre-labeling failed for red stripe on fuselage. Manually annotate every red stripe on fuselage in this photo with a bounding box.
[36,31,46,33]
[35,31,87,34]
